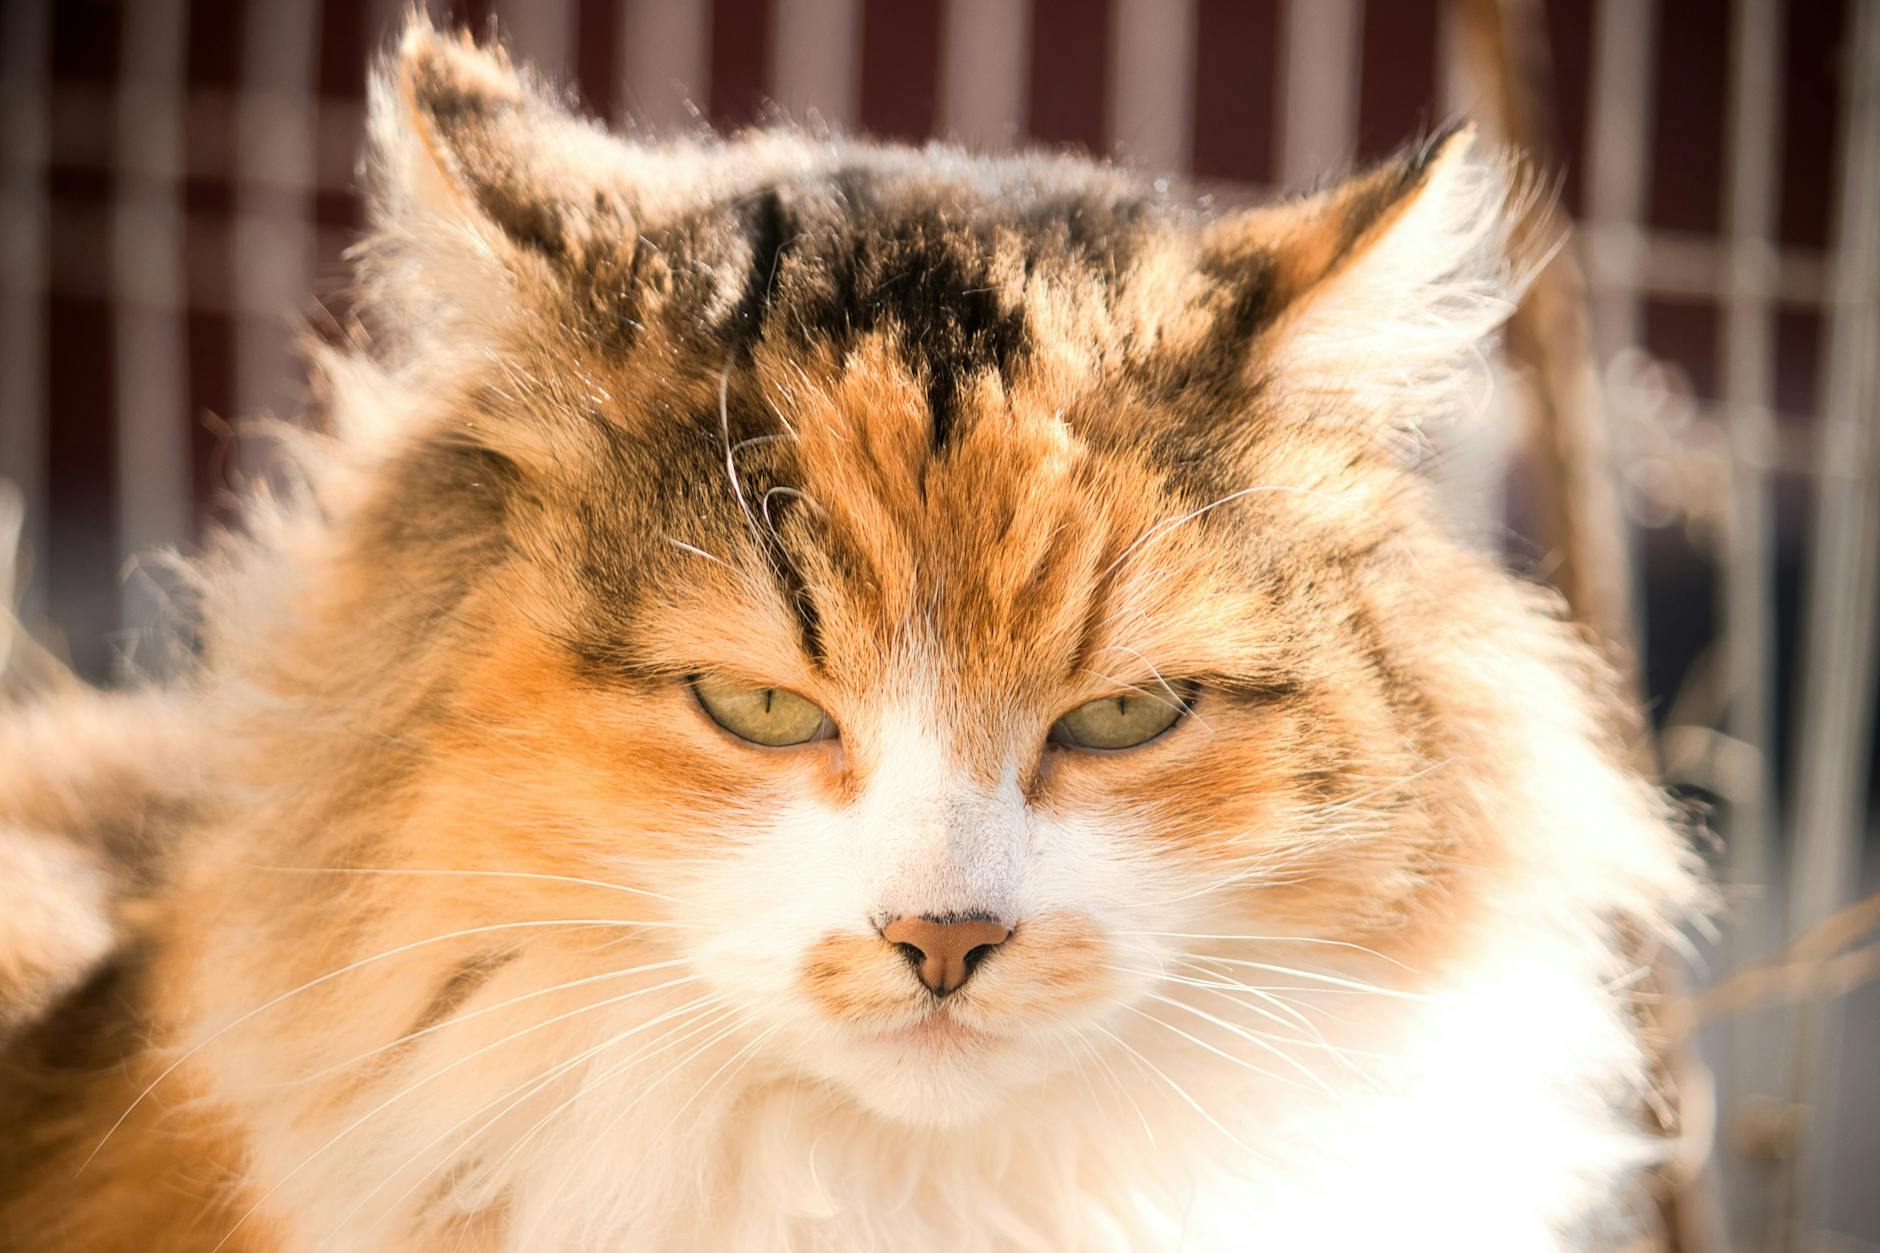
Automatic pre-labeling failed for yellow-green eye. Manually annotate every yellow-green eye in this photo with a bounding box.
[692,676,836,747]
[1050,686,1193,751]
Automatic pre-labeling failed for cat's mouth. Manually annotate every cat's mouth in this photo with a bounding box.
[868,1009,1001,1051]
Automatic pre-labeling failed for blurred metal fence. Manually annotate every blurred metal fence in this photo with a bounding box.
[0,1,1875,1248]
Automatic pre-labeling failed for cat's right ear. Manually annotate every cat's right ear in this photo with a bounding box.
[364,17,639,316]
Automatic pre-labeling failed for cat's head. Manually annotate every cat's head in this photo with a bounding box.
[219,22,1618,1140]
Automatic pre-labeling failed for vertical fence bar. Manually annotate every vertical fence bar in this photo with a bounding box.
[0,0,50,626]
[1456,0,1645,676]
[1720,0,1783,981]
[1583,0,1657,364]
[1278,0,1362,187]
[501,0,575,80]
[1718,2,1788,1241]
[232,0,319,475]
[113,0,190,675]
[1581,0,1658,746]
[938,0,1030,149]
[1781,1,1880,1247]
[770,0,861,129]
[619,0,714,131]
[1108,0,1197,173]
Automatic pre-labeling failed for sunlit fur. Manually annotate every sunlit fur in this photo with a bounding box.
[0,20,1701,1252]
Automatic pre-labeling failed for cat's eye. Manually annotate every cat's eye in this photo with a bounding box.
[692,675,836,747]
[1049,685,1195,751]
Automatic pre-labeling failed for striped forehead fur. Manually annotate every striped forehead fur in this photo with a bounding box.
[357,23,1528,476]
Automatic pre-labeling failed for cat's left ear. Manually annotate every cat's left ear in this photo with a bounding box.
[1200,127,1531,432]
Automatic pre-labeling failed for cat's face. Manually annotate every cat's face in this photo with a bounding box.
[548,350,1313,1125]
[288,28,1524,1132]
[428,336,1369,1127]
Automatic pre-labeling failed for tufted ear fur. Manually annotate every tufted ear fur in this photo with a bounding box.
[335,18,670,460]
[1203,127,1533,443]
[356,21,831,366]
[370,19,643,269]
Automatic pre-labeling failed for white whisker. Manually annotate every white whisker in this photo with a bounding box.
[1098,485,1344,583]
[1176,954,1428,1000]
[452,1000,745,1237]
[330,995,733,1249]
[1118,931,1418,972]
[1069,1026,1156,1147]
[82,916,695,1176]
[283,961,698,1085]
[1090,1023,1271,1165]
[207,972,711,1252]
[248,865,696,910]
[535,1007,761,1223]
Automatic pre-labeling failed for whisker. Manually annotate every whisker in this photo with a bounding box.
[1163,957,1364,1035]
[1103,963,1362,1059]
[1069,1026,1156,1147]
[208,973,708,1253]
[667,538,734,570]
[1175,954,1429,1000]
[1116,931,1417,970]
[81,916,694,1176]
[729,431,789,459]
[536,1008,760,1222]
[1157,866,1315,905]
[283,960,699,1085]
[449,1000,745,1239]
[328,995,732,1249]
[250,865,697,910]
[1090,1023,1270,1165]
[718,360,773,559]
[1098,485,1343,583]
[1138,993,1345,1097]
[627,1020,783,1178]
[1120,1005,1315,1095]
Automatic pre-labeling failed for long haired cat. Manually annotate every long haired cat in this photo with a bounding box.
[0,21,1700,1252]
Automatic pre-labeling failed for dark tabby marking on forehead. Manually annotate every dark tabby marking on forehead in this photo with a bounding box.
[702,168,1041,449]
[379,27,1511,690]
[724,188,794,358]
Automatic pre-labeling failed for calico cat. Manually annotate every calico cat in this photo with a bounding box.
[0,20,1699,1252]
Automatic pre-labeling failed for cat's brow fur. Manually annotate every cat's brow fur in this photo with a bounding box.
[0,19,1699,1252]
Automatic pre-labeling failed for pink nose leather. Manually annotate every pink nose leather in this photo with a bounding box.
[881,915,1012,996]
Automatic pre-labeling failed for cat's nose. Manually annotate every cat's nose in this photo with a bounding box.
[881,915,1012,996]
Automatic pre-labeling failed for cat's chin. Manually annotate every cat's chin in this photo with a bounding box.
[836,1055,1018,1128]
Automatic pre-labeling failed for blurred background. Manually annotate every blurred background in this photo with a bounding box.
[0,0,1875,1248]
